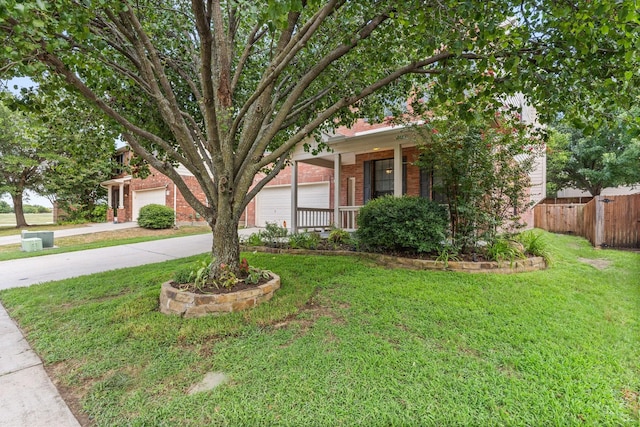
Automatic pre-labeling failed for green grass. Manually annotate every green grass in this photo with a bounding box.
[0,226,210,261]
[1,232,638,426]
[0,212,54,228]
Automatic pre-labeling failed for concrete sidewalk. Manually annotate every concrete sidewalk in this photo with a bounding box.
[0,228,259,426]
[0,222,140,247]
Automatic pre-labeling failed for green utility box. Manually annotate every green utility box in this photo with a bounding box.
[21,237,43,252]
[21,230,54,248]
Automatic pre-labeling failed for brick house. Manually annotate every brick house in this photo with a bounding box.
[100,146,333,227]
[101,94,545,229]
[288,115,546,232]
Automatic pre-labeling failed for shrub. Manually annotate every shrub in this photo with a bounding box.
[259,222,288,247]
[516,230,552,265]
[288,232,321,249]
[89,204,108,222]
[485,238,525,265]
[356,196,448,254]
[137,204,175,229]
[242,232,264,246]
[328,228,351,247]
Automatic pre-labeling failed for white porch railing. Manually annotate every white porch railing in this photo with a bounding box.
[295,206,362,231]
[338,206,361,230]
[297,208,333,230]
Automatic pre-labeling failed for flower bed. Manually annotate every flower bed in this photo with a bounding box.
[242,246,546,273]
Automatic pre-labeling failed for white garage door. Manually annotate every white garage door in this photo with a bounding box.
[256,183,329,227]
[132,188,166,221]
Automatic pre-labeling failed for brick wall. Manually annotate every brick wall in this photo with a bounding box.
[341,146,422,206]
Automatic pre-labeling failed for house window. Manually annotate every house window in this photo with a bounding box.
[114,153,125,175]
[363,157,407,203]
[373,158,394,198]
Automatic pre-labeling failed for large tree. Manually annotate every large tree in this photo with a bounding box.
[22,85,119,219]
[0,87,118,226]
[1,1,637,277]
[547,114,640,197]
[0,100,48,227]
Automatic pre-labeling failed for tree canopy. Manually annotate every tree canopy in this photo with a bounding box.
[0,86,118,226]
[0,98,49,226]
[1,0,638,274]
[547,113,640,196]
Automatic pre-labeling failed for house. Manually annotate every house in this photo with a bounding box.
[100,146,333,226]
[101,94,545,230]
[101,146,205,224]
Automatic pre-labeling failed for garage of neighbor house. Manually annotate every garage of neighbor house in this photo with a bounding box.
[132,188,166,221]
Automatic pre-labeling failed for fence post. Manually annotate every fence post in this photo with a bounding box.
[595,195,604,248]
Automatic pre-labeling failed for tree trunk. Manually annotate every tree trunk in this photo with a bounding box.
[210,197,240,278]
[12,192,28,228]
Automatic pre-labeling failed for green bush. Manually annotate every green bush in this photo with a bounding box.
[328,228,352,246]
[259,222,288,247]
[0,200,12,213]
[485,237,525,265]
[89,204,108,222]
[137,204,175,229]
[356,196,448,254]
[516,230,552,265]
[288,232,321,249]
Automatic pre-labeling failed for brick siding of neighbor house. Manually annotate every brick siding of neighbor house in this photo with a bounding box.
[126,168,209,225]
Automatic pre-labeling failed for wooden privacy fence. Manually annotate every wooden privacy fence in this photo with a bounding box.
[534,194,640,249]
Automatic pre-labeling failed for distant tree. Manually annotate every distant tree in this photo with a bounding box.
[0,87,118,227]
[26,85,119,219]
[0,199,12,213]
[0,101,48,227]
[547,114,640,196]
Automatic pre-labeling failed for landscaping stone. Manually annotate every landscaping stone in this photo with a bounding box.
[241,246,547,273]
[159,274,281,318]
[187,372,228,395]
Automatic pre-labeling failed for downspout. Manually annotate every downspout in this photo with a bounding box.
[173,183,177,227]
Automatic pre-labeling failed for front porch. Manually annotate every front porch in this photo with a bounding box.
[290,124,424,233]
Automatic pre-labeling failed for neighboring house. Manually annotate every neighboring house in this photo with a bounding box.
[101,146,208,224]
[100,146,332,226]
[555,185,640,199]
[101,95,545,230]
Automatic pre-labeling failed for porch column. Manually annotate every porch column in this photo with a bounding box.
[290,160,298,233]
[393,144,402,196]
[118,183,124,209]
[107,185,112,208]
[334,154,341,228]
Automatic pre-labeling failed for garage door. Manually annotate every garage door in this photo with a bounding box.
[256,183,329,227]
[132,188,166,221]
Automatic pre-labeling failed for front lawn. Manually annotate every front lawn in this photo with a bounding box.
[0,232,638,425]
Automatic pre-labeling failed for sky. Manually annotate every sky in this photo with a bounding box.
[1,77,53,207]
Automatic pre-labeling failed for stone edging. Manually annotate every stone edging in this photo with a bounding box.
[160,274,281,318]
[241,246,546,274]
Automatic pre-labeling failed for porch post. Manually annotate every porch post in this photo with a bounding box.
[118,183,124,209]
[393,144,402,197]
[107,185,112,208]
[290,160,298,233]
[334,154,341,228]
